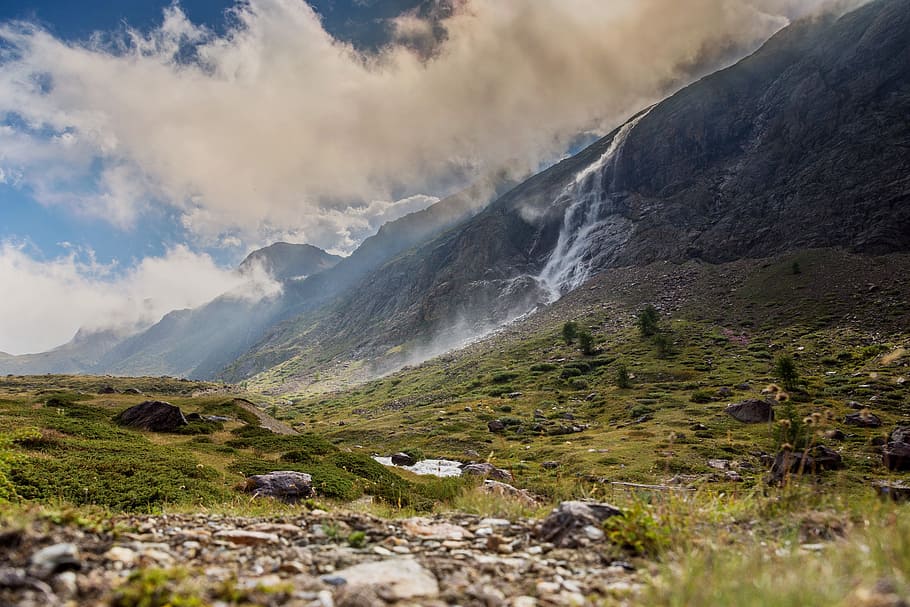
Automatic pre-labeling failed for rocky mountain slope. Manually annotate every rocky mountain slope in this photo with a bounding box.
[226,0,910,389]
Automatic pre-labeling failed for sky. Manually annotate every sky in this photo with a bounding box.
[0,0,866,354]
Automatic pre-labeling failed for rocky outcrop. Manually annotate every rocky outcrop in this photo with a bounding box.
[114,401,187,432]
[462,463,514,482]
[240,471,314,502]
[844,411,883,428]
[725,399,774,423]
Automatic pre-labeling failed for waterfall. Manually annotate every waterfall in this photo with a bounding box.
[536,110,650,302]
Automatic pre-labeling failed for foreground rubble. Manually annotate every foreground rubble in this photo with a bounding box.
[0,507,643,607]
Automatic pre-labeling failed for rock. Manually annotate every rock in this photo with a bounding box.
[29,543,80,579]
[873,481,910,502]
[390,452,417,466]
[115,401,187,432]
[883,441,910,471]
[481,480,538,505]
[329,559,439,601]
[534,409,546,419]
[463,449,480,458]
[122,387,142,394]
[725,399,774,423]
[717,387,734,398]
[185,412,203,422]
[707,459,731,470]
[890,426,910,444]
[104,546,137,566]
[735,383,751,391]
[507,392,523,399]
[825,429,846,441]
[769,446,843,483]
[844,411,883,427]
[536,501,622,548]
[402,518,472,541]
[97,386,116,394]
[214,530,279,546]
[462,463,513,482]
[488,420,506,433]
[241,471,314,502]
[541,461,559,470]
[560,412,575,421]
[846,401,865,410]
[690,423,708,431]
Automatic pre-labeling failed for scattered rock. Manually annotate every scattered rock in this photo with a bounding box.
[845,411,883,427]
[769,446,843,483]
[725,399,774,423]
[873,481,910,502]
[115,401,187,432]
[488,420,506,433]
[330,559,439,601]
[29,543,80,579]
[507,392,523,399]
[122,387,142,395]
[825,429,846,441]
[890,426,910,444]
[185,412,203,422]
[735,383,751,391]
[846,401,865,410]
[214,530,279,546]
[390,452,417,466]
[883,441,910,472]
[690,423,708,431]
[97,386,116,395]
[462,463,513,482]
[717,387,734,398]
[240,471,314,502]
[480,480,538,505]
[536,501,622,548]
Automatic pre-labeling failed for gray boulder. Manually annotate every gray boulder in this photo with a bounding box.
[115,401,187,432]
[883,441,910,472]
[769,445,843,484]
[537,501,623,548]
[844,411,882,427]
[725,399,774,423]
[241,471,313,502]
[391,452,417,466]
[462,462,513,482]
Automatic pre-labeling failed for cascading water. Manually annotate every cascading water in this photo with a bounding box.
[536,110,651,302]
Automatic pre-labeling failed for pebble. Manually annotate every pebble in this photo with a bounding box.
[214,530,279,546]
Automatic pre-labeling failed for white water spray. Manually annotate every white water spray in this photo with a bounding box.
[536,110,651,302]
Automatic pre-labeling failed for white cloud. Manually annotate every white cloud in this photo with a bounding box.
[0,242,279,355]
[0,0,864,253]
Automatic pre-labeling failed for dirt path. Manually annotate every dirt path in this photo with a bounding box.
[233,397,298,435]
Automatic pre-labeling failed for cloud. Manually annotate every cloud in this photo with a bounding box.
[0,242,279,355]
[0,0,866,253]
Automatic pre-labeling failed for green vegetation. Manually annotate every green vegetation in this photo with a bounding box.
[775,354,800,391]
[638,305,660,337]
[562,321,579,344]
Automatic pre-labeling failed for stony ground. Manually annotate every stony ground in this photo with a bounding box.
[0,506,642,607]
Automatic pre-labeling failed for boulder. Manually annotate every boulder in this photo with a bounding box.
[481,480,538,505]
[890,426,910,444]
[769,446,843,483]
[844,411,882,427]
[462,462,513,482]
[487,420,506,433]
[97,386,116,395]
[391,452,417,466]
[115,401,187,432]
[883,441,910,472]
[241,471,313,502]
[717,387,734,398]
[725,399,774,423]
[328,559,439,602]
[122,388,142,395]
[536,501,623,548]
[873,481,910,503]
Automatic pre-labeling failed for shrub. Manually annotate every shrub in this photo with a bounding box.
[654,333,674,358]
[616,364,632,389]
[603,501,671,557]
[774,355,799,391]
[562,321,579,344]
[530,363,557,373]
[560,368,583,379]
[690,390,714,404]
[578,330,595,355]
[638,306,660,337]
[569,378,590,391]
[491,371,519,384]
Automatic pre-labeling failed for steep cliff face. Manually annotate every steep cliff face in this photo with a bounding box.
[230,0,910,384]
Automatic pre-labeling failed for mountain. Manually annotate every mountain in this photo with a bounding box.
[232,0,910,390]
[239,243,341,282]
[0,328,131,375]
[0,180,507,378]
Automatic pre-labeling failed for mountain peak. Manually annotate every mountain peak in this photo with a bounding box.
[239,242,342,282]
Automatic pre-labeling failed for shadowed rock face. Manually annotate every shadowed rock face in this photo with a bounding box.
[115,401,187,432]
[725,399,775,423]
